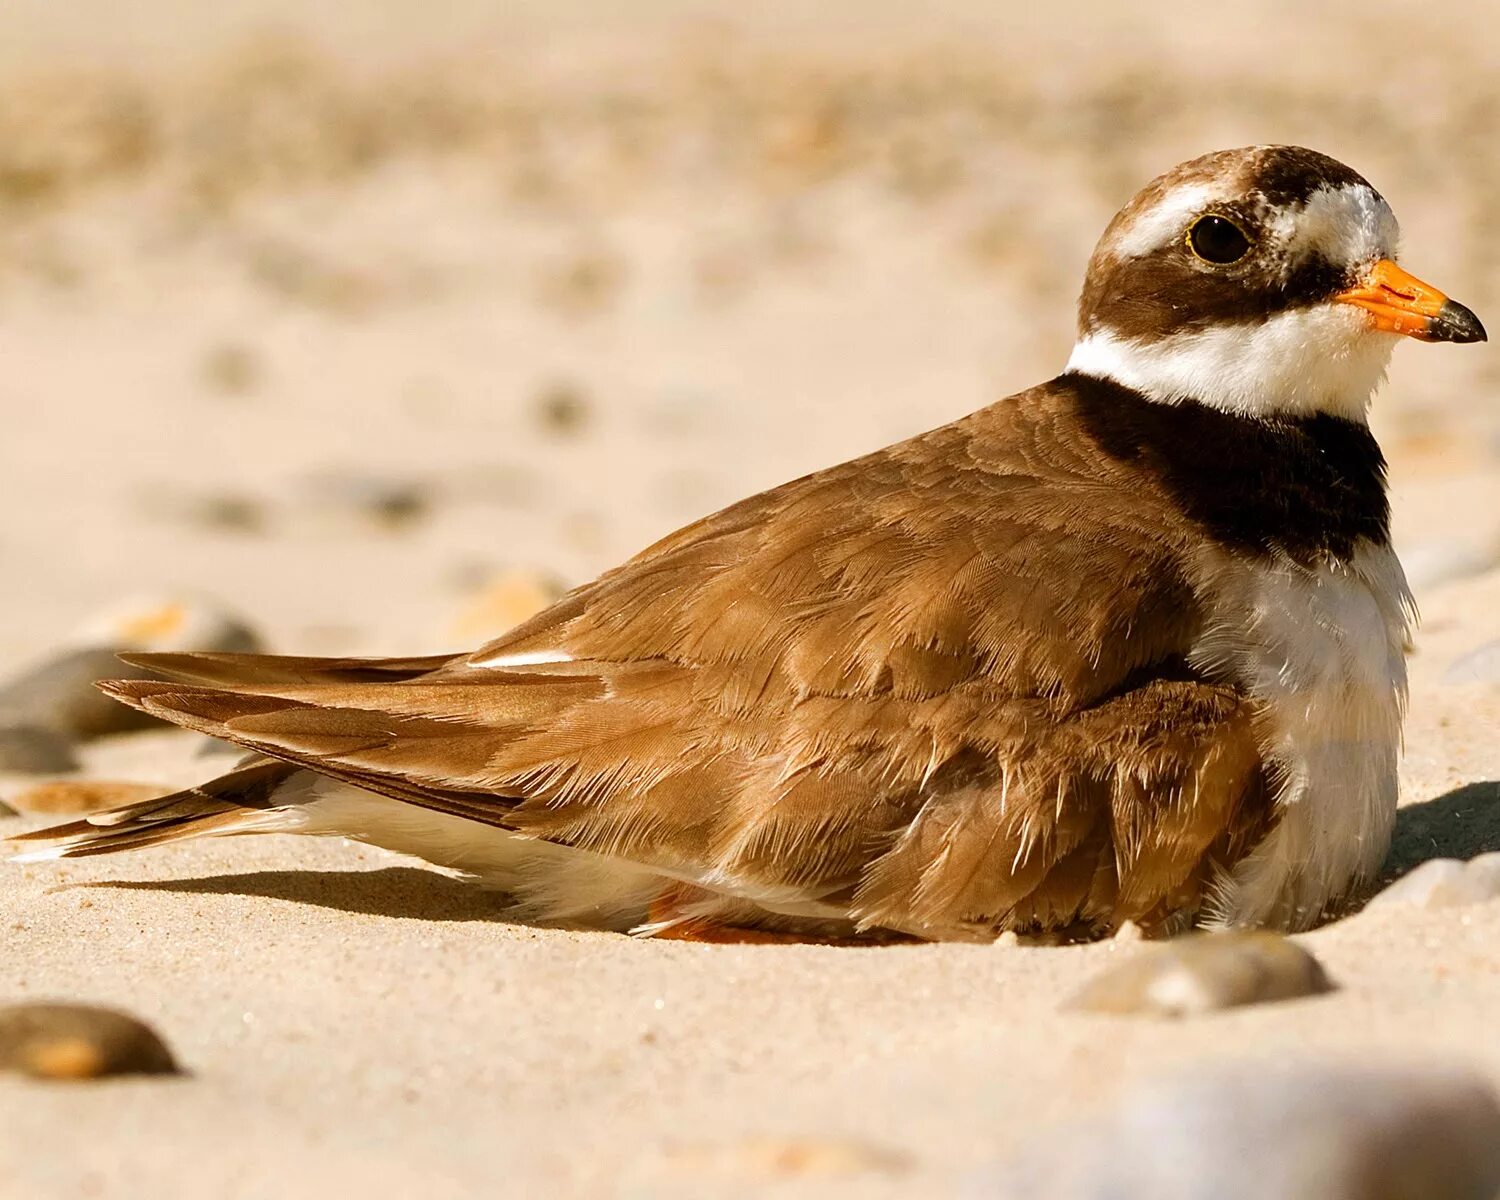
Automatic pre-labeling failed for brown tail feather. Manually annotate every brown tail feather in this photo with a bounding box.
[97,677,527,834]
[8,759,301,860]
[114,651,457,690]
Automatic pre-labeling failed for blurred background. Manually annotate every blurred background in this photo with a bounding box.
[3,0,1497,664]
[2,8,1498,1196]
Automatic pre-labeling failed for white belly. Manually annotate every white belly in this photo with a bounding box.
[1191,541,1412,930]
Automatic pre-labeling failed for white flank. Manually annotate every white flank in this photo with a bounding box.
[1192,541,1413,930]
[1066,304,1395,420]
[295,782,665,929]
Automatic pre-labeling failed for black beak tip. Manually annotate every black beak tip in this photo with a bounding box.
[1432,299,1487,344]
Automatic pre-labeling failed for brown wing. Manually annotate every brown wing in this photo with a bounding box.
[96,380,1272,937]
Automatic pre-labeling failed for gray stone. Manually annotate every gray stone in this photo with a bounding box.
[199,340,264,397]
[0,598,261,740]
[297,469,431,530]
[1065,931,1333,1017]
[0,724,80,774]
[1367,855,1500,910]
[1443,640,1500,685]
[975,1064,1500,1200]
[0,647,159,740]
[534,379,592,435]
[0,1003,179,1079]
[1399,541,1497,592]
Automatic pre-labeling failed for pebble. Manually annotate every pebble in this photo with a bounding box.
[0,1003,179,1079]
[1443,639,1500,685]
[976,1063,1500,1199]
[1366,855,1500,911]
[71,595,262,657]
[1065,932,1332,1017]
[199,340,264,397]
[450,570,567,640]
[178,491,268,534]
[535,380,592,435]
[535,248,625,316]
[1399,540,1497,592]
[0,647,157,741]
[665,1136,907,1181]
[296,469,431,531]
[7,779,165,816]
[0,597,262,742]
[0,724,80,774]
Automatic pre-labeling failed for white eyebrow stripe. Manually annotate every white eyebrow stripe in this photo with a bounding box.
[1110,183,1216,258]
[469,649,574,668]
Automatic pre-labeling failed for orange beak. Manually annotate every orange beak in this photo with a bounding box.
[1334,259,1486,343]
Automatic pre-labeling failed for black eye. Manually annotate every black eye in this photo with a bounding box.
[1187,215,1252,265]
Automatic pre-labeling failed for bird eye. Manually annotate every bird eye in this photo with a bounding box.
[1187,215,1252,265]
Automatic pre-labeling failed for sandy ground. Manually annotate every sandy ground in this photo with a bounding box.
[2,3,1499,1196]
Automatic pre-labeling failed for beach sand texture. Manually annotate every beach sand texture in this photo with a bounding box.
[2,3,1499,1196]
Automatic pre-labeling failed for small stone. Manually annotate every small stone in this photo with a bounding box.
[184,492,267,534]
[1443,640,1500,685]
[1399,541,1496,592]
[735,1137,907,1179]
[139,484,268,534]
[993,930,1020,948]
[199,340,263,397]
[0,648,156,741]
[0,1003,179,1079]
[1367,855,1500,910]
[978,1064,1500,1199]
[450,570,568,640]
[666,1136,907,1181]
[297,470,431,531]
[535,248,625,316]
[8,780,165,816]
[1065,931,1333,1017]
[0,725,80,774]
[535,380,592,435]
[0,598,261,741]
[1113,919,1145,943]
[72,596,262,657]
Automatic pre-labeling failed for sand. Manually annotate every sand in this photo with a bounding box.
[2,3,1499,1196]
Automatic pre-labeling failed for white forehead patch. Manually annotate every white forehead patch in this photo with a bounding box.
[1111,183,1216,258]
[1266,183,1400,273]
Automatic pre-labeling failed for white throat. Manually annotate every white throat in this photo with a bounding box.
[1065,307,1395,421]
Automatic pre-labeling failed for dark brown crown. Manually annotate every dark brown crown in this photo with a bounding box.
[1078,146,1382,343]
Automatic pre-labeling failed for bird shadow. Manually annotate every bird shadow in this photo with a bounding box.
[81,866,514,923]
[61,780,1500,931]
[1382,780,1500,880]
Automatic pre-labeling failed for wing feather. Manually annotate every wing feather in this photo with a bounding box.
[52,380,1275,936]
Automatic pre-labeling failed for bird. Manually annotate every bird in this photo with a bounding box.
[10,145,1486,943]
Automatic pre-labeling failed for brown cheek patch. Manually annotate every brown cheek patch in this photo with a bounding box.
[1077,144,1379,343]
[1079,244,1354,343]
